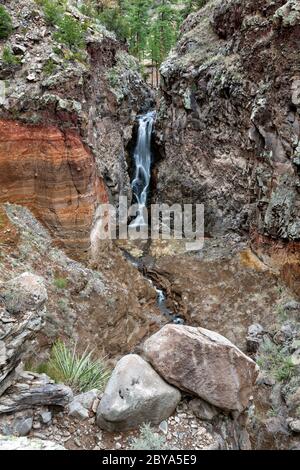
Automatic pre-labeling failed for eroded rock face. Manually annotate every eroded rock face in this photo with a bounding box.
[97,354,181,431]
[0,0,153,256]
[156,0,300,244]
[0,120,108,256]
[0,204,164,359]
[143,325,259,412]
[0,273,46,396]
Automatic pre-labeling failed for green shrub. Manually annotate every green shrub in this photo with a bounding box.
[274,357,295,382]
[43,58,57,75]
[2,46,20,65]
[54,15,85,49]
[53,276,68,289]
[0,5,13,39]
[43,0,64,26]
[46,340,111,393]
[131,424,168,450]
[257,339,296,383]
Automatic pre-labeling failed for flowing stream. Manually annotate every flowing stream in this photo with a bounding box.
[126,110,184,324]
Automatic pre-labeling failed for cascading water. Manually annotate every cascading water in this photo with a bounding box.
[130,111,156,228]
[125,109,184,325]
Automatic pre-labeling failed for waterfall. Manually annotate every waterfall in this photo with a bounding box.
[130,111,156,228]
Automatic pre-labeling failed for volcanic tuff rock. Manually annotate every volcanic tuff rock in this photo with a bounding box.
[0,0,152,256]
[97,354,181,431]
[156,0,300,253]
[143,324,259,412]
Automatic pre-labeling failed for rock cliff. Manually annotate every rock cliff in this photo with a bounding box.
[0,0,152,257]
[156,0,299,269]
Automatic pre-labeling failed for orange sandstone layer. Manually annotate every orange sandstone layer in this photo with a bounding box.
[0,120,108,257]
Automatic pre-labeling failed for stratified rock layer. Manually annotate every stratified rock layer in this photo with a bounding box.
[0,0,152,256]
[0,120,107,256]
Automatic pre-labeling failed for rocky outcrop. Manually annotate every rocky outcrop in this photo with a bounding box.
[0,273,47,396]
[97,354,181,431]
[0,0,152,256]
[143,324,259,412]
[0,203,163,359]
[156,0,299,251]
[0,374,73,414]
[0,272,47,315]
[0,435,65,450]
[0,120,108,256]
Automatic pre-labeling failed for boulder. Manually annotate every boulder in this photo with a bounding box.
[143,325,259,412]
[0,272,47,314]
[96,354,181,431]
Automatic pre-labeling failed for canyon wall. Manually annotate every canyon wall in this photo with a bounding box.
[0,0,152,257]
[156,0,299,269]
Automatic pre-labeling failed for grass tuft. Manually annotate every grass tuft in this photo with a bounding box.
[47,340,111,393]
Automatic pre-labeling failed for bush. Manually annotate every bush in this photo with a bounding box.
[53,276,68,289]
[42,0,64,26]
[54,15,85,49]
[43,58,57,75]
[2,46,20,65]
[131,424,168,451]
[257,339,296,382]
[46,340,111,393]
[0,5,13,39]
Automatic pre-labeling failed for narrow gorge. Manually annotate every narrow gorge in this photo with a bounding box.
[0,0,299,454]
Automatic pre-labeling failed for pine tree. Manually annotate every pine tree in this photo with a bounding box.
[125,0,150,62]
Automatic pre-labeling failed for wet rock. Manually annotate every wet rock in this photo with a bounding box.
[189,398,219,422]
[143,325,259,412]
[96,354,181,431]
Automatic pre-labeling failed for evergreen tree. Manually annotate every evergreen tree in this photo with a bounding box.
[125,0,150,62]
